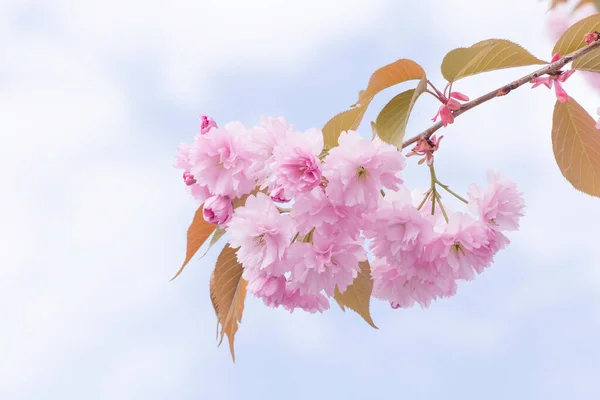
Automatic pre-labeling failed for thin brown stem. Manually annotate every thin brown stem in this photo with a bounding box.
[401,38,600,149]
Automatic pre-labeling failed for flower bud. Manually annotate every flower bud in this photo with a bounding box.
[203,195,233,225]
[200,115,217,135]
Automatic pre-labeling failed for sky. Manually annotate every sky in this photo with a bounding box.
[2,0,600,399]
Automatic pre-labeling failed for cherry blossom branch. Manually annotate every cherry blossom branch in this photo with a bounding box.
[401,37,600,149]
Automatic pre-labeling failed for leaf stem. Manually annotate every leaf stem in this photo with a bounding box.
[401,37,600,149]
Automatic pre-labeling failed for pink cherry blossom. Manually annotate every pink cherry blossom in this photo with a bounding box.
[189,122,256,198]
[200,115,218,135]
[189,184,211,204]
[203,195,233,226]
[323,130,405,209]
[364,198,436,280]
[174,143,212,203]
[291,187,363,236]
[285,231,365,297]
[370,257,457,309]
[439,213,495,281]
[174,143,194,171]
[271,128,323,196]
[228,192,295,276]
[247,273,287,308]
[247,117,292,185]
[282,288,330,314]
[468,170,525,231]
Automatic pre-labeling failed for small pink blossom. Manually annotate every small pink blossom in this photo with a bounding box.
[286,231,366,297]
[432,91,469,127]
[189,122,255,198]
[468,170,525,231]
[323,131,405,209]
[200,115,217,134]
[203,195,233,226]
[228,192,295,276]
[406,135,443,166]
[530,55,575,104]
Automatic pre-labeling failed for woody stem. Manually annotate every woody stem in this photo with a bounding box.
[401,37,600,149]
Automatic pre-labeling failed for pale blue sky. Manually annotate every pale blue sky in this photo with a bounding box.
[3,0,600,399]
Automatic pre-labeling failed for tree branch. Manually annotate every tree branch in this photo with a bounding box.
[401,37,600,149]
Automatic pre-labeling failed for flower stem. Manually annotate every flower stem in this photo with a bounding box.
[435,193,449,223]
[417,189,432,211]
[436,180,468,204]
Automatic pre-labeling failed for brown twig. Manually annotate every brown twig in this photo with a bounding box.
[401,38,600,149]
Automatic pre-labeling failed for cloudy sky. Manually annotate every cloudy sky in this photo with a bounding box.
[3,0,600,399]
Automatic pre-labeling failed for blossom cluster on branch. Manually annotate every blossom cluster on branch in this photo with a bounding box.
[172,5,600,361]
[176,116,524,314]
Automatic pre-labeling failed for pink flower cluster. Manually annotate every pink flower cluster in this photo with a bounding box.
[175,115,525,312]
[366,171,524,309]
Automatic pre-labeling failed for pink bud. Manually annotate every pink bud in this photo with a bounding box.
[446,98,462,111]
[551,53,562,63]
[585,32,599,45]
[200,115,217,135]
[450,91,469,101]
[183,171,196,186]
[269,186,291,203]
[203,195,233,226]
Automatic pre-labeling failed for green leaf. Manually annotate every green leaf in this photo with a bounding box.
[571,48,600,72]
[553,14,600,56]
[552,96,600,197]
[322,106,368,148]
[441,39,546,82]
[333,260,377,329]
[375,77,427,147]
[322,59,425,148]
